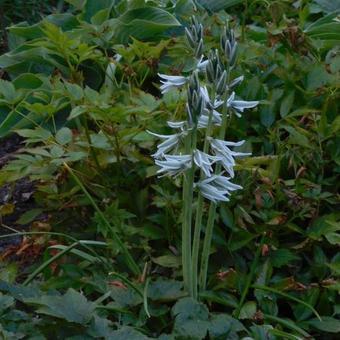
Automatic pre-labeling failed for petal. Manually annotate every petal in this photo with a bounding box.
[230,100,259,112]
[158,73,187,84]
[147,130,178,139]
[167,121,187,129]
[229,75,244,88]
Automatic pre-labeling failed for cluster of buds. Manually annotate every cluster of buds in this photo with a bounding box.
[221,27,238,66]
[185,16,204,58]
[150,18,259,202]
[186,72,205,126]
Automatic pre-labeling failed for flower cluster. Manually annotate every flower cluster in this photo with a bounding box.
[150,20,259,203]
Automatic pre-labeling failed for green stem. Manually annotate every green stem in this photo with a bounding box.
[192,107,215,299]
[199,109,229,292]
[182,127,197,296]
[64,163,140,276]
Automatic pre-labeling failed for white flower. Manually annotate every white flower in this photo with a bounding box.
[200,86,224,109]
[167,120,187,131]
[193,150,217,177]
[198,109,222,128]
[158,73,187,94]
[197,86,224,128]
[210,139,251,178]
[227,92,259,117]
[196,175,242,202]
[196,55,209,71]
[155,154,192,177]
[147,131,183,159]
[229,75,244,89]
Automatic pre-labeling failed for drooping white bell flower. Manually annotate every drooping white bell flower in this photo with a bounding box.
[227,92,259,117]
[147,131,184,159]
[193,150,218,177]
[210,139,251,178]
[155,154,192,177]
[158,73,188,94]
[197,109,222,128]
[196,174,242,203]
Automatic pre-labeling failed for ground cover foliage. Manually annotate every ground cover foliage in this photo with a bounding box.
[0,0,339,338]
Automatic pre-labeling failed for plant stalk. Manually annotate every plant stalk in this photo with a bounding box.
[199,109,229,292]
[191,103,215,299]
[182,127,197,296]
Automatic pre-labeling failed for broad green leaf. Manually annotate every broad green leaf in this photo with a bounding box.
[306,64,335,90]
[313,0,340,13]
[25,288,95,324]
[172,297,209,319]
[239,301,257,319]
[307,317,340,333]
[172,298,209,340]
[9,14,80,40]
[56,127,73,145]
[0,281,41,301]
[90,133,110,149]
[325,232,340,245]
[110,286,142,308]
[174,318,209,339]
[87,314,113,338]
[13,74,44,89]
[280,91,295,118]
[16,128,52,141]
[112,7,181,43]
[208,314,236,339]
[82,0,115,22]
[110,326,149,340]
[0,80,16,102]
[68,105,87,120]
[65,83,84,101]
[152,255,181,268]
[0,293,14,312]
[148,279,185,302]
[0,46,69,75]
[304,12,340,33]
[197,0,244,12]
[250,325,275,340]
[50,145,65,158]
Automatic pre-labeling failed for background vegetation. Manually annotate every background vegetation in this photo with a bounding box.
[0,0,339,339]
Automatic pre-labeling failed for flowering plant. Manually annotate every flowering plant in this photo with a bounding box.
[150,17,259,298]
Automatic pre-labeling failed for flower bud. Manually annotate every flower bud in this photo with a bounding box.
[186,16,204,52]
[185,27,196,49]
[221,27,238,66]
[195,39,204,58]
[189,71,200,92]
[216,70,228,95]
[206,49,224,84]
